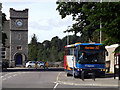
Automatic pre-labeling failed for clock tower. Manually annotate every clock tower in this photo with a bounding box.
[9,8,28,67]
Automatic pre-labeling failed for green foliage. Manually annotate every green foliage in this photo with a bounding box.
[28,34,88,62]
[56,2,120,45]
[28,34,38,61]
[56,2,120,53]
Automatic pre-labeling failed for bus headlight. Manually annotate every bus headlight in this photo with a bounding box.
[101,69,106,71]
[77,69,82,71]
[103,69,106,71]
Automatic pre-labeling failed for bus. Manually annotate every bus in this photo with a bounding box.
[64,43,107,78]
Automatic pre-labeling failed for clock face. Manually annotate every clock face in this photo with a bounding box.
[16,19,23,27]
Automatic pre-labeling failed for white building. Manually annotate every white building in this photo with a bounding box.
[105,44,119,73]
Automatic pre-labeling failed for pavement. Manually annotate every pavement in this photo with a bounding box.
[56,72,119,87]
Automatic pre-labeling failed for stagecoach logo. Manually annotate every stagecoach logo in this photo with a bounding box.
[85,64,95,68]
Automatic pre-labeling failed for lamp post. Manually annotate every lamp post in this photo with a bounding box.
[65,26,70,45]
[67,31,69,45]
[100,19,102,43]
[100,0,102,43]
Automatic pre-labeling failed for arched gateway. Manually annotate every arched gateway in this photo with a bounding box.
[14,53,26,66]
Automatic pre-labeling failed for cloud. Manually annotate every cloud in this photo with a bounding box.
[1,0,57,3]
[2,1,74,43]
[28,13,73,43]
[29,16,73,31]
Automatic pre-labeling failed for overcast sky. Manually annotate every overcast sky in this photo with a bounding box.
[1,0,74,43]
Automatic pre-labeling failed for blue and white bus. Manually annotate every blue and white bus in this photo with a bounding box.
[64,43,107,77]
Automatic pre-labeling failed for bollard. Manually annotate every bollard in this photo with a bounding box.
[92,71,95,81]
[81,71,84,81]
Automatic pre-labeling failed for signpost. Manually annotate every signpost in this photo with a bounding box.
[72,48,74,79]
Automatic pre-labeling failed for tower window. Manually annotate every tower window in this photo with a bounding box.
[17,46,22,50]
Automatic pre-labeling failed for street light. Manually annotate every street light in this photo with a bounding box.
[100,18,102,43]
[67,26,71,45]
[64,26,71,45]
[100,0,102,43]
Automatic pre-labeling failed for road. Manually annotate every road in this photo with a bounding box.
[1,68,119,90]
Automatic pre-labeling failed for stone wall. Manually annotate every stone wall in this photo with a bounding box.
[0,3,2,46]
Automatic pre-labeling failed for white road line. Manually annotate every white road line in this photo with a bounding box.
[53,83,59,90]
[55,72,118,87]
[1,72,16,78]
[53,72,62,90]
[2,72,25,78]
[2,72,28,81]
[56,72,62,81]
[2,72,23,80]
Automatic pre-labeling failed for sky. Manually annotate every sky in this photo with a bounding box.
[1,0,74,43]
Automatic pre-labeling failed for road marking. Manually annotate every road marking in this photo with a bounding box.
[2,72,25,80]
[53,72,62,90]
[53,83,59,90]
[55,72,118,87]
[56,72,62,81]
[2,72,13,77]
[57,80,118,87]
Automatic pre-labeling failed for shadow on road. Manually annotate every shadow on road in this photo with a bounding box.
[66,73,115,79]
[2,67,64,72]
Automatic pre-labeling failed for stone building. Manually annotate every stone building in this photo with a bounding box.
[0,3,2,43]
[0,3,2,64]
[2,8,28,67]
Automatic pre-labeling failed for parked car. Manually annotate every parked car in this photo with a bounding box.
[37,61,45,68]
[26,61,45,68]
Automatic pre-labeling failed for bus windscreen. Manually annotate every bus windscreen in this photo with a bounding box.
[78,45,105,64]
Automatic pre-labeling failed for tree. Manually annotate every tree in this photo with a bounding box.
[56,2,95,42]
[28,34,38,61]
[56,2,120,46]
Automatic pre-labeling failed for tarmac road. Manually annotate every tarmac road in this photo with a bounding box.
[1,67,119,90]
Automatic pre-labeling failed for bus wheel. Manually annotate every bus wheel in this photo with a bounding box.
[67,73,72,76]
[74,74,78,78]
[40,65,44,68]
[28,65,32,68]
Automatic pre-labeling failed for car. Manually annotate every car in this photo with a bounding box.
[37,61,45,68]
[25,61,45,68]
